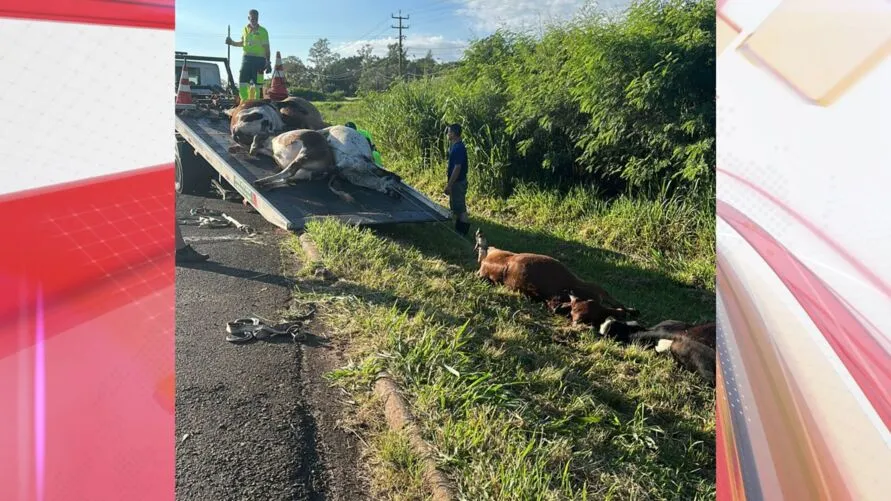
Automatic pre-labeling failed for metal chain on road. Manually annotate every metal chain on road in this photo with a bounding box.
[225,304,317,344]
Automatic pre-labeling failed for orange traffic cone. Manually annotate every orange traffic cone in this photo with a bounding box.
[266,51,289,101]
[176,63,195,110]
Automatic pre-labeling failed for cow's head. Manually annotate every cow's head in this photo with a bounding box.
[599,317,645,342]
[473,229,489,262]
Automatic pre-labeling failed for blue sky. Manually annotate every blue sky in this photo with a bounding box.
[176,0,632,64]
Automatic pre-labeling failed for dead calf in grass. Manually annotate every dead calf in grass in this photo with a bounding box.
[601,318,717,386]
[546,294,573,316]
[568,294,638,327]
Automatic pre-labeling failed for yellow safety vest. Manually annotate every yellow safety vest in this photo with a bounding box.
[242,25,269,58]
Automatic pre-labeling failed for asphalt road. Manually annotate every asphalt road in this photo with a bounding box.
[174,193,367,501]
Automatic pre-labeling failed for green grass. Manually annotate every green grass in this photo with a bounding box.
[286,99,716,500]
[286,218,714,500]
[369,430,431,500]
[313,100,363,127]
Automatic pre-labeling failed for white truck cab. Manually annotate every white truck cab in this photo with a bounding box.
[175,52,227,99]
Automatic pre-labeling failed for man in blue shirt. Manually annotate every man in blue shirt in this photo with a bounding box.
[444,123,471,236]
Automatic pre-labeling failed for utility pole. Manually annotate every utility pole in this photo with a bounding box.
[391,10,409,80]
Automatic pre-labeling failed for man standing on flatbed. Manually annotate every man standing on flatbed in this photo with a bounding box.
[225,9,271,102]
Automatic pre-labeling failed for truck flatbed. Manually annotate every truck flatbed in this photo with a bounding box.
[175,112,450,231]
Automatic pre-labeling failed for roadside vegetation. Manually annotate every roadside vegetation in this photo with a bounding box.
[288,1,716,499]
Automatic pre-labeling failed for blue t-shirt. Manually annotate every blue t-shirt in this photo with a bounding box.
[447,141,468,182]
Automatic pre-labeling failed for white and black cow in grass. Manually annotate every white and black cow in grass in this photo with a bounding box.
[250,125,403,203]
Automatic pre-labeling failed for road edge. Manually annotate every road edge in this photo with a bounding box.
[374,373,456,501]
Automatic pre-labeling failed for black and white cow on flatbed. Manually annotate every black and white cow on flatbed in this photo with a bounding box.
[250,125,403,203]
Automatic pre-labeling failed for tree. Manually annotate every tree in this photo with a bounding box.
[409,50,436,78]
[281,55,312,89]
[307,38,341,91]
[357,43,374,66]
[357,43,388,94]
[386,42,407,81]
[326,55,363,96]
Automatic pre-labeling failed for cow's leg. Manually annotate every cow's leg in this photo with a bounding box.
[248,135,264,156]
[253,149,326,189]
[252,145,274,158]
[339,166,397,196]
[326,174,355,204]
[340,169,387,193]
[254,157,304,189]
[290,168,315,181]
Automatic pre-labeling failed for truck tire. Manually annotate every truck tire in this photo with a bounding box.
[175,140,215,195]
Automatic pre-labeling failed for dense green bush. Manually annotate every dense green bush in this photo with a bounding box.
[353,0,715,202]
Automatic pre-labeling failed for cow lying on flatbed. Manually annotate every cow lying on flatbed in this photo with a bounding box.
[226,100,403,203]
[250,125,403,202]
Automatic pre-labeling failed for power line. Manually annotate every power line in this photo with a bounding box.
[391,10,410,80]
[354,17,392,42]
[356,24,395,44]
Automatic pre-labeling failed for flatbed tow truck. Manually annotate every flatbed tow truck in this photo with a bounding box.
[174,51,450,231]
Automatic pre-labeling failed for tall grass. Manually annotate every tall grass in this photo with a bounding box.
[337,2,715,284]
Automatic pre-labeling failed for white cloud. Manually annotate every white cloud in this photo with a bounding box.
[455,0,630,32]
[334,35,468,62]
[329,0,633,64]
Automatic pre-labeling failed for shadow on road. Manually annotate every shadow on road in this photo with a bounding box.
[178,260,297,288]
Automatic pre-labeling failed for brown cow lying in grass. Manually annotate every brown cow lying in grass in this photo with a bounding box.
[473,229,634,311]
[567,294,637,326]
[600,318,717,386]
